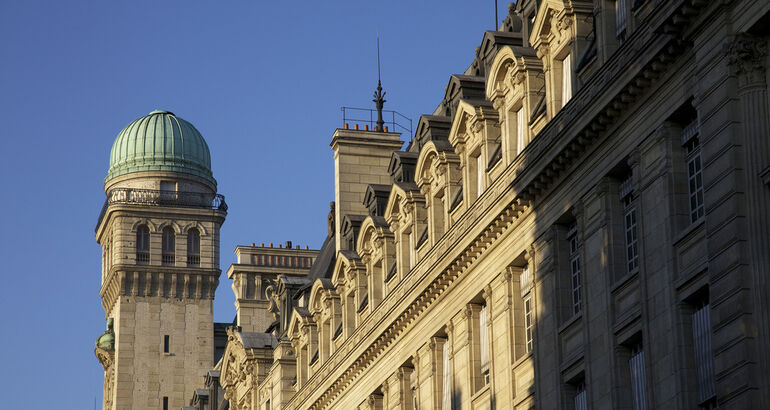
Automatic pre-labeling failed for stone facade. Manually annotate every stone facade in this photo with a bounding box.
[96,171,226,410]
[98,0,770,409]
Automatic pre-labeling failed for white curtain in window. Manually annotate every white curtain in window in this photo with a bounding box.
[479,305,489,375]
[574,385,587,410]
[516,108,526,154]
[476,154,484,198]
[562,54,572,107]
[693,303,716,403]
[616,0,627,35]
[629,348,647,410]
[442,341,451,410]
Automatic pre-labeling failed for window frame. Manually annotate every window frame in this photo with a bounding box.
[568,224,582,315]
[187,228,201,266]
[136,225,150,265]
[161,227,176,266]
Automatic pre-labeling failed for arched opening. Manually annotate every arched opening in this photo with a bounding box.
[187,228,200,266]
[136,225,150,265]
[162,227,175,266]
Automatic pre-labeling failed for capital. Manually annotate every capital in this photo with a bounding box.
[726,33,768,89]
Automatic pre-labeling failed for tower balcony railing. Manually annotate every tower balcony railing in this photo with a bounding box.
[96,188,227,232]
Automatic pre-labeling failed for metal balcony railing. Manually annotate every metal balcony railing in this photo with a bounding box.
[187,255,200,267]
[96,188,227,232]
[136,252,149,265]
[161,253,175,266]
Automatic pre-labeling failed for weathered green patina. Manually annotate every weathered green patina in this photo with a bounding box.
[95,318,115,351]
[106,110,214,184]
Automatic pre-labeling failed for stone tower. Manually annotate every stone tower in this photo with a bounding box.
[94,110,227,410]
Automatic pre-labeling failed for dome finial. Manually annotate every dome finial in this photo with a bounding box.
[149,109,174,116]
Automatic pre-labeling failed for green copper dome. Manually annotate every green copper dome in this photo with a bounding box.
[95,318,115,351]
[106,110,214,184]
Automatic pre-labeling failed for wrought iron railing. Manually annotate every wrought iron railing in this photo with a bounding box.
[187,255,200,267]
[96,188,227,232]
[341,106,412,135]
[136,252,149,265]
[161,254,175,266]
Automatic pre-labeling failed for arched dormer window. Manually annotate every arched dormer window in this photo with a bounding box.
[486,47,543,164]
[136,225,150,265]
[187,228,200,266]
[162,227,175,266]
[415,141,461,247]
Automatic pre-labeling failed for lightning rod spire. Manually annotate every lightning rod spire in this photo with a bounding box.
[373,36,386,132]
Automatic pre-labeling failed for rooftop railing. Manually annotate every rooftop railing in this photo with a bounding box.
[96,188,227,232]
[341,106,412,136]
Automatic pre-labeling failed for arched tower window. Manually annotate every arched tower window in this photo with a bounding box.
[136,225,150,265]
[187,228,200,266]
[162,227,175,266]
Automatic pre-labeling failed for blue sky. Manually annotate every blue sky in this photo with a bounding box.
[0,1,500,408]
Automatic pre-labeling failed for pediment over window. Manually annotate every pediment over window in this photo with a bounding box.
[486,45,541,100]
[448,99,498,149]
[330,250,363,286]
[383,181,424,227]
[356,215,392,260]
[529,0,593,50]
[308,278,335,315]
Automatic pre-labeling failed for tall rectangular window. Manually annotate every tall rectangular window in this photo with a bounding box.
[620,175,638,273]
[516,108,526,154]
[568,224,582,314]
[163,335,170,353]
[479,304,490,385]
[629,345,647,410]
[574,382,587,410]
[410,369,418,410]
[442,341,451,410]
[162,227,176,266]
[562,54,572,107]
[136,225,150,265]
[692,299,717,407]
[616,0,627,38]
[524,295,534,354]
[476,154,484,198]
[519,265,534,354]
[683,121,704,223]
[162,397,169,410]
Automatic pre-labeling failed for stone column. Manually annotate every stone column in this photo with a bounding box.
[579,179,619,408]
[693,27,763,408]
[727,33,770,408]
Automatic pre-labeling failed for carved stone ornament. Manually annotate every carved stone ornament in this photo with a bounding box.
[727,33,768,87]
[558,14,573,34]
[504,62,517,89]
[493,96,506,111]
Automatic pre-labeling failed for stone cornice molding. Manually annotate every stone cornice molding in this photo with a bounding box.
[286,2,708,408]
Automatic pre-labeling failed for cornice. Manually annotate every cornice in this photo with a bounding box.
[285,1,707,408]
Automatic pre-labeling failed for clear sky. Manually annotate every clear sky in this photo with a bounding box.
[0,1,502,408]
